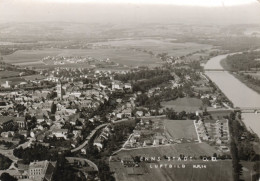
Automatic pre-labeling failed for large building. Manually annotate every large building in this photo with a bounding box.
[0,116,15,131]
[29,160,56,181]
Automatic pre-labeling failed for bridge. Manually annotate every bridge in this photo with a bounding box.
[234,107,260,114]
[204,69,227,72]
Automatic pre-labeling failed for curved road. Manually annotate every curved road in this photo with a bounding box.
[65,157,99,171]
[71,118,137,153]
[71,123,108,153]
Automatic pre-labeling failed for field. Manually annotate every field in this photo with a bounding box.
[110,159,233,181]
[2,47,162,68]
[116,143,218,158]
[93,38,212,57]
[161,97,203,112]
[0,71,20,78]
[163,119,198,141]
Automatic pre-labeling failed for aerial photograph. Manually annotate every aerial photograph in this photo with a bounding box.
[0,0,259,180]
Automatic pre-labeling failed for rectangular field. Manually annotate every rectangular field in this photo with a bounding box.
[161,97,203,112]
[164,119,198,141]
[116,143,218,158]
[110,160,233,181]
[0,71,20,78]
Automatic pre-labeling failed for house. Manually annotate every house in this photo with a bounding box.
[1,131,15,138]
[143,140,152,147]
[29,160,56,181]
[93,137,103,150]
[52,129,68,139]
[136,111,143,117]
[1,81,11,88]
[14,117,27,129]
[122,108,132,118]
[112,80,124,90]
[116,113,123,119]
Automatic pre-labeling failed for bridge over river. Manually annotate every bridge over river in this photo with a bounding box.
[234,107,260,113]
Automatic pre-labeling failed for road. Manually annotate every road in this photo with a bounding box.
[66,157,99,171]
[71,123,108,153]
[71,117,137,153]
[0,149,19,162]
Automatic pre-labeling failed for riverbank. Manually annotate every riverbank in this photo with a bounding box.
[205,54,260,138]
[220,58,260,95]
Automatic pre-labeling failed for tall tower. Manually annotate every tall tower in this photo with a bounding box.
[57,81,63,99]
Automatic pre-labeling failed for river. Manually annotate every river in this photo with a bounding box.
[204,54,260,137]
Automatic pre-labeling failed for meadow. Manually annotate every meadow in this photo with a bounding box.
[93,38,212,57]
[0,71,20,78]
[163,119,198,141]
[161,97,203,112]
[3,47,162,68]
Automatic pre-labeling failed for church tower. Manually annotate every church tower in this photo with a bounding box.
[57,81,63,99]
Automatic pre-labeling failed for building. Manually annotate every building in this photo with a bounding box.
[14,117,27,129]
[56,81,63,99]
[0,116,15,131]
[28,160,56,181]
[52,129,68,139]
[1,81,11,88]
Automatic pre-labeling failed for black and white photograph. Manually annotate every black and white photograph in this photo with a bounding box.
[0,0,260,180]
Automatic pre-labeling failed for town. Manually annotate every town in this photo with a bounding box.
[1,1,260,181]
[0,51,256,181]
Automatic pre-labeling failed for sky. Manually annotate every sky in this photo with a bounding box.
[0,0,260,24]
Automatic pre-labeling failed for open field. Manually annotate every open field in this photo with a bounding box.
[163,119,198,141]
[0,71,20,78]
[110,160,233,181]
[161,97,203,112]
[2,47,162,68]
[93,38,212,57]
[116,143,218,158]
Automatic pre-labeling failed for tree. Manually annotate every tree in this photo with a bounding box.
[0,173,17,181]
[51,102,57,114]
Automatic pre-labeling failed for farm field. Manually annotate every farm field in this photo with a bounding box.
[110,160,233,181]
[116,143,218,158]
[93,38,212,57]
[0,71,20,78]
[163,119,198,141]
[161,97,203,112]
[2,47,162,68]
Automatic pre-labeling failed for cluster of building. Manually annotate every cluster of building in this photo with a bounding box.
[195,119,230,151]
[42,56,113,66]
[123,119,168,149]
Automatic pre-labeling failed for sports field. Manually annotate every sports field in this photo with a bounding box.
[117,143,218,158]
[163,119,198,141]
